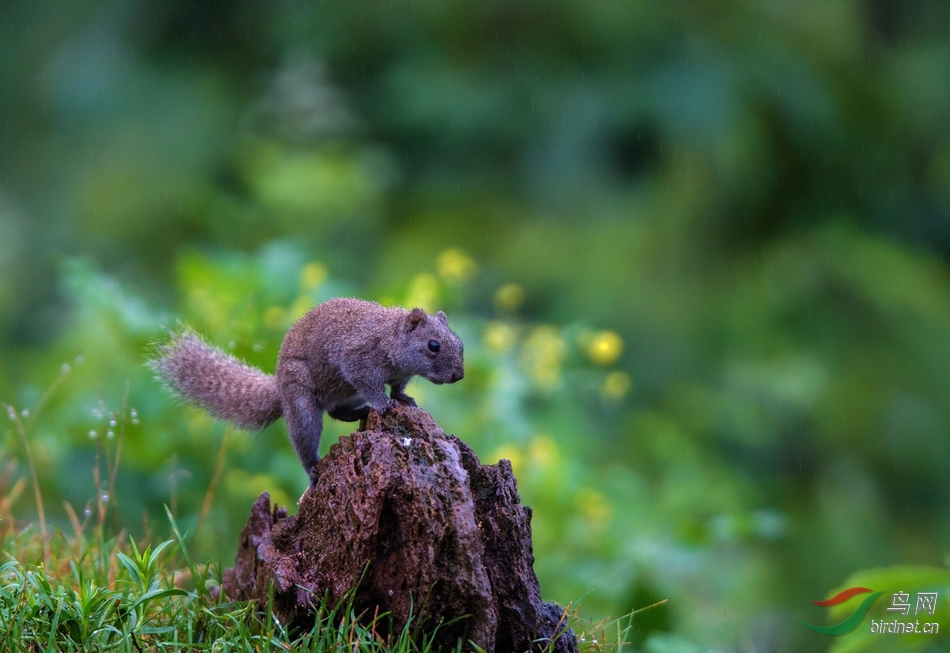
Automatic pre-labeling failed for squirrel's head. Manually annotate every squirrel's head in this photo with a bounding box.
[400,307,465,385]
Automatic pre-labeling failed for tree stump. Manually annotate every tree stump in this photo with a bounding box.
[222,404,577,653]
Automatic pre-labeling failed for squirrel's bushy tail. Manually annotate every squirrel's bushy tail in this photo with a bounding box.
[151,330,282,430]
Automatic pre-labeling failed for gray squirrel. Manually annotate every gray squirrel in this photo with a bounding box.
[152,297,465,486]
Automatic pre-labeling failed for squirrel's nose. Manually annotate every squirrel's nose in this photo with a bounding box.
[452,370,464,383]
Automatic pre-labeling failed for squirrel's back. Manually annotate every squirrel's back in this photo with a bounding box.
[281,298,405,358]
[152,331,282,430]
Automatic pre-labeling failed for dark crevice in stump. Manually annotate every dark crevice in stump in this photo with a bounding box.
[222,404,577,653]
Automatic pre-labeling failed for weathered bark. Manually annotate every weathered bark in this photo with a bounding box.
[222,404,577,653]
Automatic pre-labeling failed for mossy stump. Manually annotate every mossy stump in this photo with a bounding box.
[222,404,576,653]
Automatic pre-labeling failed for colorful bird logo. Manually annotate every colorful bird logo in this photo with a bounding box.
[797,587,883,635]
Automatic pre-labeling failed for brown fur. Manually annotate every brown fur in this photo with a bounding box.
[152,298,465,485]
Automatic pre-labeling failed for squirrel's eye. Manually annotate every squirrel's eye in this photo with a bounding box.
[428,340,440,353]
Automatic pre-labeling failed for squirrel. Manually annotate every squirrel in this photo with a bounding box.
[151,297,465,486]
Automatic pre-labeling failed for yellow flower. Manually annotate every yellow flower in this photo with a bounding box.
[528,436,560,469]
[186,287,226,332]
[300,262,327,290]
[491,444,524,476]
[494,283,525,311]
[437,248,477,283]
[290,295,313,320]
[522,326,567,388]
[224,469,293,509]
[576,487,613,527]
[483,321,518,353]
[585,330,624,366]
[187,412,214,435]
[404,273,440,312]
[263,306,286,330]
[601,371,633,403]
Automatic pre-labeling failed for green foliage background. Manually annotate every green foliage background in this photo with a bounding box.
[2,2,950,651]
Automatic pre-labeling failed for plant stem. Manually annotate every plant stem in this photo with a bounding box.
[6,404,47,556]
[194,427,230,549]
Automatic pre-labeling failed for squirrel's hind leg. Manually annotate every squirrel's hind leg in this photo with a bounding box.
[282,388,324,487]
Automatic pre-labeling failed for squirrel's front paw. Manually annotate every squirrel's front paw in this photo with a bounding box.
[391,392,418,408]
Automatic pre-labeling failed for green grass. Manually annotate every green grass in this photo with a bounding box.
[0,520,633,652]
[1,388,637,652]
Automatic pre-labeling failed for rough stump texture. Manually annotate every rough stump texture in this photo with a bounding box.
[222,405,576,653]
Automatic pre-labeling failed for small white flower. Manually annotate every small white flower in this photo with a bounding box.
[402,437,412,447]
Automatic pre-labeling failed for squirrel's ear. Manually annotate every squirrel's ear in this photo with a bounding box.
[405,308,427,332]
[436,310,448,324]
